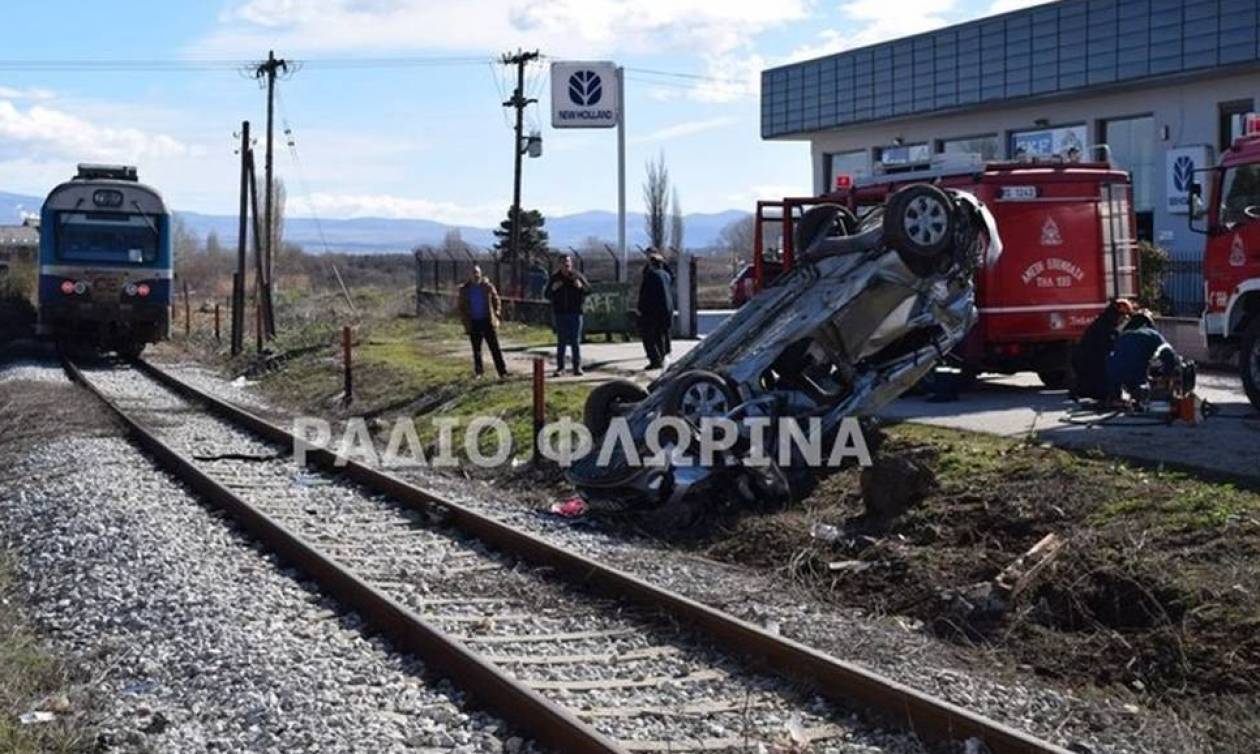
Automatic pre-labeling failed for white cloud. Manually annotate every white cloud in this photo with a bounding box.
[631,116,737,144]
[0,100,194,163]
[985,0,1055,14]
[0,86,56,101]
[199,0,810,58]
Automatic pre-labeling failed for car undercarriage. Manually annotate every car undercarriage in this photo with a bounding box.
[567,184,1003,522]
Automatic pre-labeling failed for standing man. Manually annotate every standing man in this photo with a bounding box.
[457,265,509,379]
[545,254,590,376]
[637,252,674,370]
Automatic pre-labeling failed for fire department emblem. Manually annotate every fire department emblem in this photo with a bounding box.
[1040,217,1063,246]
[1230,233,1247,267]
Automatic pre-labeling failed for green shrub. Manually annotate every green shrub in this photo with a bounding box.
[1137,241,1171,313]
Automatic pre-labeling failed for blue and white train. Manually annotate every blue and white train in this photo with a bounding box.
[37,164,172,356]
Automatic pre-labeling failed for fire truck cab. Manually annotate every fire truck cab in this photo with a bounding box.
[1196,117,1260,409]
[754,155,1139,387]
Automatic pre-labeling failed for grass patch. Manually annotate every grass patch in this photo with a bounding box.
[895,422,1260,532]
[0,556,91,754]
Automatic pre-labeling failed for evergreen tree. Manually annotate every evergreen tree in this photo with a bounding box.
[492,206,549,264]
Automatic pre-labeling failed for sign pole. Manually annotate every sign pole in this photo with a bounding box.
[617,66,627,283]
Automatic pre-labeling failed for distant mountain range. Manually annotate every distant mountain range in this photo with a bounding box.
[1,191,747,253]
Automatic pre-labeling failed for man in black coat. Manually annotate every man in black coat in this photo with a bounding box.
[1070,298,1133,400]
[637,253,673,369]
[544,254,590,376]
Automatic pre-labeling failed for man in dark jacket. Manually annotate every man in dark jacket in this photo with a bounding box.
[1106,311,1176,403]
[1070,298,1133,400]
[457,265,508,379]
[545,254,590,376]
[637,253,674,370]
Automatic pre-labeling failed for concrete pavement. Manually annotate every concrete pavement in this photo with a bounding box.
[885,370,1259,484]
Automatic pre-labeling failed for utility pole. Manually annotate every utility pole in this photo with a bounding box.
[253,49,288,338]
[500,49,539,297]
[231,121,250,355]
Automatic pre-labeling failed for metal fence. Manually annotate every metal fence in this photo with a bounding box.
[1159,258,1204,317]
[413,245,674,299]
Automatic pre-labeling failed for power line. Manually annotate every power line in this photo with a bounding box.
[0,55,493,72]
[624,66,746,85]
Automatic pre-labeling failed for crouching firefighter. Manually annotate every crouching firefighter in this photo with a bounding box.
[1104,311,1189,407]
[1070,298,1133,400]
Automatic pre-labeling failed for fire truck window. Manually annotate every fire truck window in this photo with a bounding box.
[1219,165,1260,227]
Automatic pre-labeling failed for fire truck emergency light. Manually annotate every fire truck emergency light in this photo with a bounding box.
[835,174,853,190]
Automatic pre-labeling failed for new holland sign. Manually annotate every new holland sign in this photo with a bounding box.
[1166,145,1212,215]
[551,61,620,128]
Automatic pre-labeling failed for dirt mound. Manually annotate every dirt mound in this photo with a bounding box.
[702,424,1260,713]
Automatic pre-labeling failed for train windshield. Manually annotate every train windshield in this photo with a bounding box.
[55,211,160,264]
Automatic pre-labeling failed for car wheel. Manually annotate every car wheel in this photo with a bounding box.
[583,379,649,437]
[884,184,955,274]
[1240,318,1260,410]
[662,370,737,424]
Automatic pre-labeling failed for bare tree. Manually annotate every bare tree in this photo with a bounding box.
[717,215,756,275]
[669,187,684,254]
[642,151,669,251]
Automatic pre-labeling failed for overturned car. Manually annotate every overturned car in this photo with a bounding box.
[567,184,1002,522]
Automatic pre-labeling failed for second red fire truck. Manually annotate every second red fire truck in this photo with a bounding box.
[753,155,1140,387]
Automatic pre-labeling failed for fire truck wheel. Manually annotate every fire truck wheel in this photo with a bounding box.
[1036,367,1071,390]
[884,184,955,273]
[584,379,649,437]
[1240,318,1260,410]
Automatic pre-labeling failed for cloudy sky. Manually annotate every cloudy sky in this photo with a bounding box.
[0,0,1046,226]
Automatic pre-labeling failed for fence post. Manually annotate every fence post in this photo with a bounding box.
[532,357,544,466]
[342,325,353,406]
[214,303,221,342]
[183,282,190,337]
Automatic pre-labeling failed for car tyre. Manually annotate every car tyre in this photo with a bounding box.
[884,184,955,275]
[662,370,738,425]
[1240,317,1260,410]
[583,379,649,437]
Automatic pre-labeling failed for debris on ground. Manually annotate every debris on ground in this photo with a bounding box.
[858,450,936,522]
[698,422,1260,747]
[549,496,588,518]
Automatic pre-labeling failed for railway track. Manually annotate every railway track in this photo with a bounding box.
[62,353,1071,754]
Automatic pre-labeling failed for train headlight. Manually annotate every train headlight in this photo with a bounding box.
[136,283,151,297]
[60,280,76,295]
[73,281,87,295]
[124,283,138,296]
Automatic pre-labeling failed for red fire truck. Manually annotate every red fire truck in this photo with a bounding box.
[1194,118,1260,409]
[753,156,1140,387]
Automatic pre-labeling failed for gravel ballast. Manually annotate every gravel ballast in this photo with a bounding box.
[78,360,928,753]
[0,361,519,754]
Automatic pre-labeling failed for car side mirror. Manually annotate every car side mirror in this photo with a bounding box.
[1188,180,1208,235]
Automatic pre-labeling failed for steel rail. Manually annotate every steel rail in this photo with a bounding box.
[61,354,626,754]
[131,357,1073,754]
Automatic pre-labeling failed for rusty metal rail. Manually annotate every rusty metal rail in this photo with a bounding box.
[77,354,1071,754]
[62,354,625,754]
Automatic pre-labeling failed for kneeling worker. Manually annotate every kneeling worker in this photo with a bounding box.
[1105,311,1175,405]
